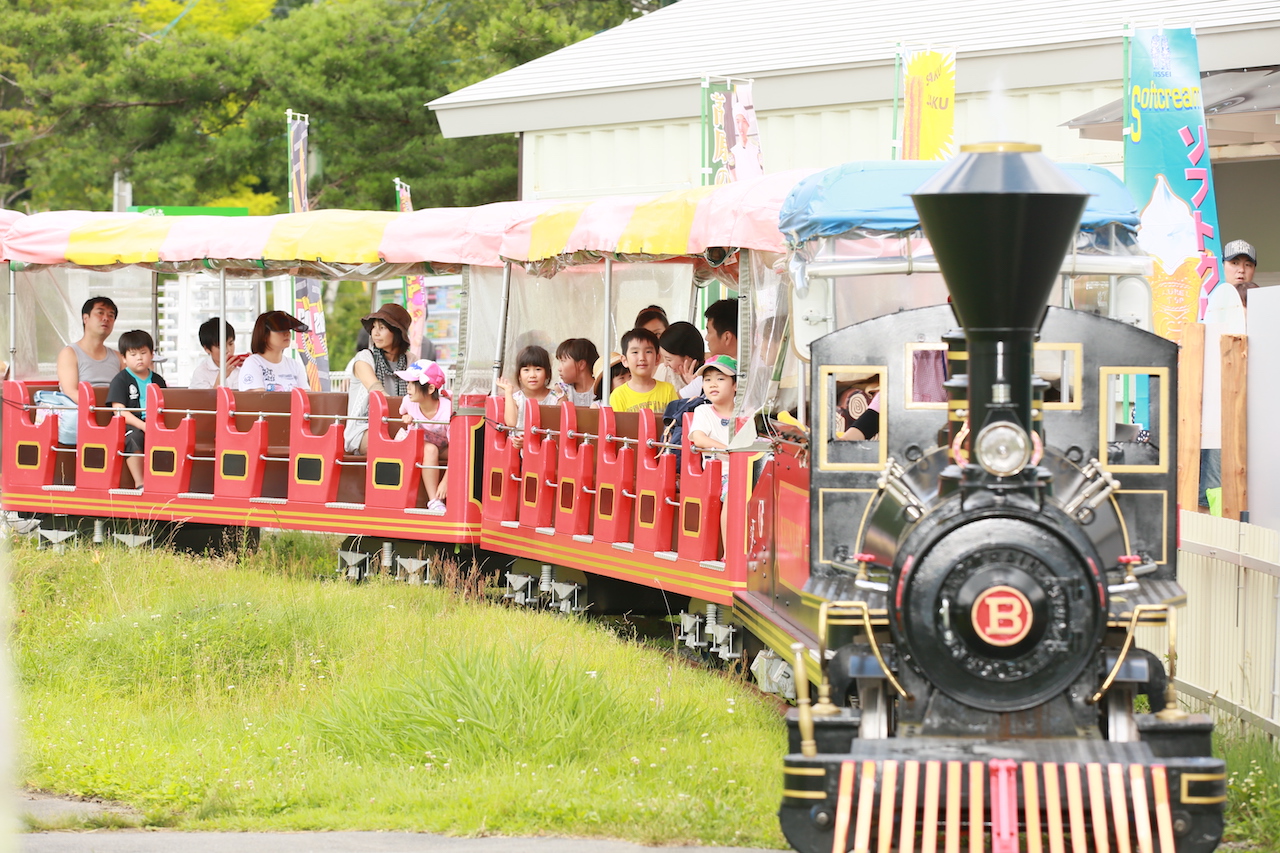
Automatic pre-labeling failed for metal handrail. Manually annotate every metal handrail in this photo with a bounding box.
[232,410,292,419]
[380,416,451,426]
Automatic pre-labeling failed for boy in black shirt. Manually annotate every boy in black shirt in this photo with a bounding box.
[106,330,167,488]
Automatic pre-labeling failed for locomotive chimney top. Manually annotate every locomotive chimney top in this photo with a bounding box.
[912,143,1088,477]
[911,142,1089,338]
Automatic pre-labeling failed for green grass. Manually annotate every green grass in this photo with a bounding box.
[1219,728,1280,851]
[10,532,789,847]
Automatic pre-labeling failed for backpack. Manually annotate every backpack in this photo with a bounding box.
[662,394,707,467]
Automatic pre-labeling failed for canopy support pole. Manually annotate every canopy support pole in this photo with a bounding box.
[150,271,160,346]
[491,261,512,397]
[218,269,228,387]
[603,257,615,383]
[8,262,15,372]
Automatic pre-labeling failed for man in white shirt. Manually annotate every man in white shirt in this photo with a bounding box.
[188,317,245,389]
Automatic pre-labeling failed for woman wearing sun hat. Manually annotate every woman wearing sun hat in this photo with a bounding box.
[344,303,412,455]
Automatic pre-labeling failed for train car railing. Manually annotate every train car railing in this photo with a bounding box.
[77,382,126,491]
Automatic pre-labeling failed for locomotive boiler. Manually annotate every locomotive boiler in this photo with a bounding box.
[780,144,1225,853]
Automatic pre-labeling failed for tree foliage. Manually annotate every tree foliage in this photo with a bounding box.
[0,0,655,213]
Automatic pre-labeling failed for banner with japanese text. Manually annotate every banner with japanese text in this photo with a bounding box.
[900,47,955,161]
[701,79,763,185]
[287,110,330,390]
[395,178,429,359]
[1125,27,1229,341]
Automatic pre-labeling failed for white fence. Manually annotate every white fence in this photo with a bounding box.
[1140,511,1280,736]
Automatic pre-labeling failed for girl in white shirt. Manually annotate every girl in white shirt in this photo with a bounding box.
[238,311,310,393]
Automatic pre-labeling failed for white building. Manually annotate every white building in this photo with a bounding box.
[430,0,1280,278]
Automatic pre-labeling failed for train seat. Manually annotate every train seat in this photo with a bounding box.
[555,402,597,537]
[288,390,350,505]
[144,386,217,497]
[518,403,560,530]
[214,389,293,500]
[3,379,65,489]
[633,408,677,554]
[365,391,425,510]
[77,382,127,490]
[482,395,521,523]
[675,409,723,562]
[592,408,639,545]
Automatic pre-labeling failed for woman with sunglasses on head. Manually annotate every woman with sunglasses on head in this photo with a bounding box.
[239,311,311,393]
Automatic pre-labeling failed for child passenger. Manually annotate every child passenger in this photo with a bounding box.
[189,317,246,389]
[608,328,676,414]
[554,338,600,406]
[394,359,451,513]
[107,330,167,488]
[686,354,738,554]
[498,344,563,449]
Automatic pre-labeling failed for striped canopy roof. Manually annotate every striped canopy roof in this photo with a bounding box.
[1,171,814,278]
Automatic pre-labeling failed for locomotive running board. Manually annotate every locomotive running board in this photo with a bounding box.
[780,743,1225,853]
[734,590,822,682]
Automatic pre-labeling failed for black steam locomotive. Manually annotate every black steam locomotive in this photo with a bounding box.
[781,145,1224,853]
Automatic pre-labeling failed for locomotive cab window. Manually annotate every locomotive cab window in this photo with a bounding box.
[903,343,949,409]
[819,365,886,471]
[1099,367,1169,473]
[1033,342,1083,409]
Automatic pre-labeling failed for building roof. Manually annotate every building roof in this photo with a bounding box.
[429,0,1280,137]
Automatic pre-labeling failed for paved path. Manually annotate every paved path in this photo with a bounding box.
[19,833,778,852]
[13,792,784,852]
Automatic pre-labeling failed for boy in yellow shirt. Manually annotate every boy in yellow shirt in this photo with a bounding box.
[608,328,677,413]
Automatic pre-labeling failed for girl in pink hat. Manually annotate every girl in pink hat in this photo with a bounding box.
[394,359,451,513]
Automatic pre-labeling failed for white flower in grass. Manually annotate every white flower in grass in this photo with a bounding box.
[630,757,641,765]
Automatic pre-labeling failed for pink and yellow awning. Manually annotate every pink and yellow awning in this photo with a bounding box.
[2,170,816,277]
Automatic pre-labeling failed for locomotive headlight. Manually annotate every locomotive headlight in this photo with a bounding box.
[974,421,1031,477]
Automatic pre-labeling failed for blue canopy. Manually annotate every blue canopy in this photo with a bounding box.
[779,160,1141,247]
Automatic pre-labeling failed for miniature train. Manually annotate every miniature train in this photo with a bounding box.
[779,145,1222,853]
[0,148,1221,852]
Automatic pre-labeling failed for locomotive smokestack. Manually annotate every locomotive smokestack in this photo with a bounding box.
[912,143,1088,476]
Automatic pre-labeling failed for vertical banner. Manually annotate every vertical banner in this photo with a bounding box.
[395,177,429,359]
[899,47,956,161]
[701,78,763,185]
[1125,27,1230,341]
[286,109,330,391]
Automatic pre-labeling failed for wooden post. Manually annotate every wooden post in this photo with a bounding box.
[1176,323,1205,512]
[1221,334,1248,520]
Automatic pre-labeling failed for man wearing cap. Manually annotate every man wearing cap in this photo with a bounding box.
[344,303,412,455]
[1224,240,1259,309]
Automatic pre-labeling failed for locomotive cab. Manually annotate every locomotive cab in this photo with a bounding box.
[782,145,1225,853]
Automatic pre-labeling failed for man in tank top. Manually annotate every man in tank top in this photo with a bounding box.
[56,296,123,403]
